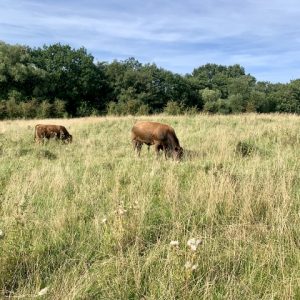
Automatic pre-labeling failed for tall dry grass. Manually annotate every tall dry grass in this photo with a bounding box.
[1,114,300,299]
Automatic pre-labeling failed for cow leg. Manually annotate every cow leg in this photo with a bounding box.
[154,143,162,158]
[136,142,142,156]
[132,140,137,151]
[40,134,47,144]
[164,148,168,160]
[133,140,143,157]
[132,140,139,152]
[163,145,169,160]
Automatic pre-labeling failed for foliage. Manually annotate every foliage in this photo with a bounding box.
[1,41,300,117]
[0,99,67,119]
[53,99,67,118]
[106,99,148,116]
[164,101,185,115]
[235,139,256,156]
[228,93,245,113]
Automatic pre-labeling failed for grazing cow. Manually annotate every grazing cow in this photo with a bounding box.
[131,121,183,160]
[34,124,72,143]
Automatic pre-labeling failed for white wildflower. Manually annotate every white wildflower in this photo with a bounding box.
[38,287,49,296]
[185,261,192,269]
[101,217,107,224]
[185,261,198,271]
[117,207,127,215]
[133,200,139,209]
[170,240,179,246]
[187,238,202,251]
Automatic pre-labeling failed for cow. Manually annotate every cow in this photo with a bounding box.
[131,121,183,160]
[34,124,72,143]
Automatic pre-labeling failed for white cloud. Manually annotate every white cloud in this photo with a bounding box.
[0,0,299,82]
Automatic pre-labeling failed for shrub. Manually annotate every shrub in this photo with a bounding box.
[106,101,120,115]
[77,101,93,117]
[216,99,231,114]
[37,100,52,118]
[136,104,150,115]
[19,99,38,119]
[107,99,148,116]
[53,99,66,118]
[229,93,244,113]
[185,106,198,115]
[123,99,142,115]
[201,88,221,103]
[203,101,218,113]
[235,140,256,157]
[0,101,6,119]
[6,98,20,118]
[164,101,185,115]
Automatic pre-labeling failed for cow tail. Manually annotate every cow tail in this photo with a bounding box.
[34,125,37,141]
[34,124,40,142]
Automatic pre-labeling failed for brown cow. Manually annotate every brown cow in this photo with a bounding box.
[131,121,183,160]
[34,124,72,143]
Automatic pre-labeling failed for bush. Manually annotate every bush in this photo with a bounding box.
[53,99,66,118]
[235,140,256,157]
[123,99,142,115]
[0,101,7,119]
[164,101,185,115]
[136,104,150,115]
[37,100,52,118]
[19,99,38,119]
[201,88,221,103]
[106,101,120,115]
[229,93,244,113]
[6,98,20,118]
[107,99,148,116]
[216,99,231,114]
[77,101,94,117]
[203,101,218,113]
[203,99,232,114]
[185,106,198,115]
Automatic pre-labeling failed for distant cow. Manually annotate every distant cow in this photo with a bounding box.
[34,124,72,143]
[131,121,183,160]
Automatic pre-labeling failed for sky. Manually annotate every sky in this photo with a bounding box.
[1,0,300,83]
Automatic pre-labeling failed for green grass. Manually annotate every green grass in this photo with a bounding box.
[1,114,300,299]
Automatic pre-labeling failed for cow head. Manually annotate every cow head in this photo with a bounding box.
[66,134,73,143]
[173,146,183,161]
[62,133,72,143]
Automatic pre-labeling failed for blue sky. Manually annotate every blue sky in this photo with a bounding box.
[1,0,300,83]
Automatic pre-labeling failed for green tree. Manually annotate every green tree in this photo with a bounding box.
[191,63,245,98]
[228,75,256,99]
[229,93,244,113]
[201,88,221,103]
[0,41,46,100]
[30,43,109,115]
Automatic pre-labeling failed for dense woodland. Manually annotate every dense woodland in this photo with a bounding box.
[1,41,300,119]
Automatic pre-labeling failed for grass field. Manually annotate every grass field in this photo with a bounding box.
[1,114,300,299]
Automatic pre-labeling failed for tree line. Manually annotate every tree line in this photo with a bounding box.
[1,41,300,119]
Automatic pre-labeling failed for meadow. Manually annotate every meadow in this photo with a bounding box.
[1,114,300,299]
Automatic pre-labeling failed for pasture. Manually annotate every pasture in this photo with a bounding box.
[1,114,300,299]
